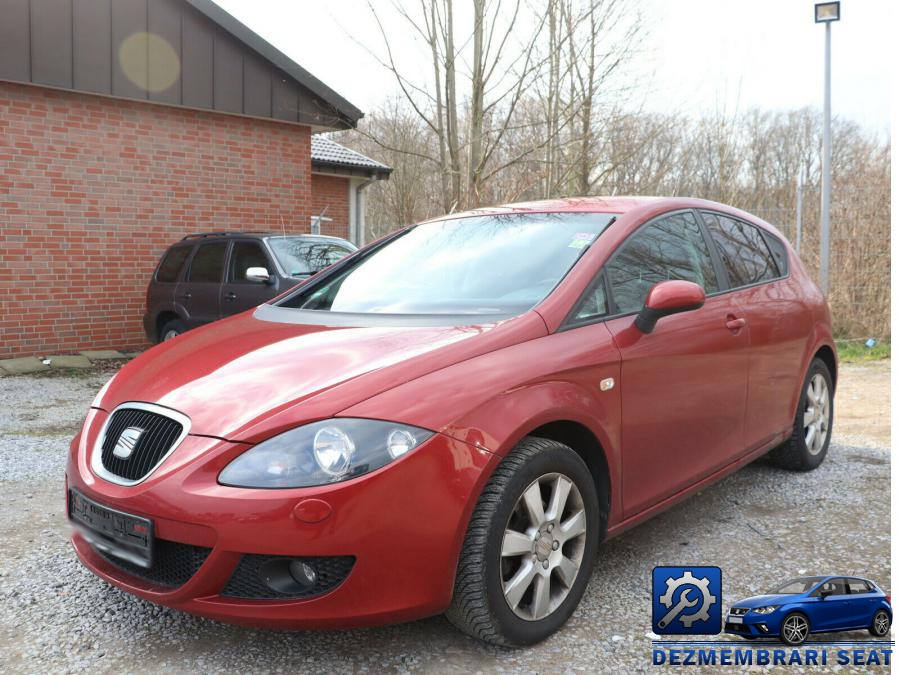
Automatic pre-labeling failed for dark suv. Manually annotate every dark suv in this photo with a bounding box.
[143,232,356,343]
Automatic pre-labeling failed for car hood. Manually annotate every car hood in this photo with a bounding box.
[733,594,795,608]
[95,308,547,442]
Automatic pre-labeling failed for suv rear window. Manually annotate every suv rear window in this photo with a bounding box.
[156,246,191,283]
[188,242,227,283]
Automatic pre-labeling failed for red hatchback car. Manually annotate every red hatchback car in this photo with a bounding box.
[67,197,836,645]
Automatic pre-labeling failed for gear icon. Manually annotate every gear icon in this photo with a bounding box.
[659,570,717,627]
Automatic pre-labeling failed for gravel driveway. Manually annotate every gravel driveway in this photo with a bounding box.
[0,361,891,673]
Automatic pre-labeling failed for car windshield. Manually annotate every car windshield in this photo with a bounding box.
[279,212,616,315]
[267,237,355,276]
[767,577,827,594]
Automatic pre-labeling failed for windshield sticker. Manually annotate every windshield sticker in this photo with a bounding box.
[569,233,595,249]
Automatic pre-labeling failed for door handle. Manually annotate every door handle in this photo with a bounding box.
[181,292,192,300]
[725,316,746,331]
[225,292,237,301]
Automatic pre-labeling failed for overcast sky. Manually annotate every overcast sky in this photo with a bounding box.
[212,0,891,134]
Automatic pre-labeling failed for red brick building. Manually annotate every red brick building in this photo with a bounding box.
[0,0,390,358]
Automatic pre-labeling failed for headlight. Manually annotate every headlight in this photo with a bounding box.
[218,418,433,488]
[752,605,780,614]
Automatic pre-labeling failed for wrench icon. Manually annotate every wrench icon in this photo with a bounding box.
[658,588,698,629]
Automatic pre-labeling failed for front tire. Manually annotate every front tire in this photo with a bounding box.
[869,609,890,637]
[768,358,833,471]
[445,437,601,646]
[779,612,810,646]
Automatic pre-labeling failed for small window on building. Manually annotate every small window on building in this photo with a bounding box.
[187,242,227,283]
[310,215,333,236]
[156,246,191,283]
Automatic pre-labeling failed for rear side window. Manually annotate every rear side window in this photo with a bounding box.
[761,230,789,276]
[229,241,271,283]
[607,211,719,314]
[156,246,191,283]
[847,579,873,594]
[702,213,780,287]
[187,242,227,283]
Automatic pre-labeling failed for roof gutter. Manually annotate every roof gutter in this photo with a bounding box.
[354,174,382,246]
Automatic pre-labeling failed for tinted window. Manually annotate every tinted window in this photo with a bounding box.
[229,241,271,283]
[187,242,227,283]
[702,213,780,287]
[608,211,718,314]
[768,577,826,594]
[761,230,789,276]
[281,213,616,315]
[268,237,354,276]
[815,578,850,596]
[156,246,191,283]
[847,579,873,594]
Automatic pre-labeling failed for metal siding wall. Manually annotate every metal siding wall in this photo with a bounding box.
[148,0,182,104]
[0,0,30,81]
[272,71,298,122]
[111,0,148,99]
[30,0,73,88]
[73,0,112,94]
[181,5,213,109]
[243,52,271,118]
[213,28,243,113]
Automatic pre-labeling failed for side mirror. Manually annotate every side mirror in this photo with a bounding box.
[819,590,833,599]
[634,280,705,333]
[245,267,272,284]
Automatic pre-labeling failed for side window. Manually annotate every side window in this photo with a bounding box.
[229,241,271,283]
[156,245,191,283]
[572,276,608,322]
[608,211,719,314]
[187,242,227,283]
[847,579,873,594]
[702,213,780,287]
[817,578,850,596]
[761,229,789,276]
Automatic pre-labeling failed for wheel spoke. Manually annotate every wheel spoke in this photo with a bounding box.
[803,409,815,427]
[532,574,551,619]
[559,509,586,542]
[504,561,537,608]
[814,375,826,403]
[555,555,579,588]
[807,382,816,406]
[805,424,817,448]
[522,482,546,528]
[502,529,534,557]
[546,475,572,522]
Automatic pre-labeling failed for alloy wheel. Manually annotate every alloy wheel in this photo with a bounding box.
[500,472,587,621]
[163,329,180,341]
[803,373,830,455]
[783,614,809,644]
[874,611,890,635]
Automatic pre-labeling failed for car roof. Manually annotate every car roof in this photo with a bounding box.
[178,232,353,244]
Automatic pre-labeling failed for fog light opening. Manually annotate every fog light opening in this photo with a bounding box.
[258,558,319,595]
[289,560,318,588]
[756,623,770,633]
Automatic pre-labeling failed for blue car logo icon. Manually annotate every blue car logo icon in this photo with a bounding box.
[725,575,892,645]
[653,567,722,635]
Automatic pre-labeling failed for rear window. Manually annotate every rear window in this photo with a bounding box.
[156,246,191,283]
[187,242,227,283]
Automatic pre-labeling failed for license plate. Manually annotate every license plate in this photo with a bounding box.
[69,489,154,568]
[729,616,743,624]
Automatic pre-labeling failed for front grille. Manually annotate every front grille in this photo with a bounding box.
[98,539,211,587]
[726,622,751,633]
[221,555,355,599]
[100,407,184,481]
[730,607,750,616]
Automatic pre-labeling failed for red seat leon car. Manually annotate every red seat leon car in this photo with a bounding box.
[67,197,836,646]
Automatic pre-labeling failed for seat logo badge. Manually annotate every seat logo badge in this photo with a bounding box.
[599,377,615,391]
[113,427,144,460]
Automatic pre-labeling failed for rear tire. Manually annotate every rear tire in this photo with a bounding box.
[869,609,890,637]
[445,437,601,646]
[158,318,187,343]
[768,358,833,471]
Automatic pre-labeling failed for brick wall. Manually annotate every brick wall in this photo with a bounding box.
[310,173,350,237]
[0,81,343,358]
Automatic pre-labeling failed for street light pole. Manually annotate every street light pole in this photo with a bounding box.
[820,19,832,295]
[814,2,840,295]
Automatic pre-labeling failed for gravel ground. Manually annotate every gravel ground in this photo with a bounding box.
[0,362,891,673]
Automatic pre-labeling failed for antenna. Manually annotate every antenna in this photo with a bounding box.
[280,215,287,238]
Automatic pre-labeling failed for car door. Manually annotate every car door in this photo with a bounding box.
[811,578,853,631]
[177,240,227,329]
[846,578,878,628]
[221,239,279,316]
[600,211,751,517]
[699,212,810,448]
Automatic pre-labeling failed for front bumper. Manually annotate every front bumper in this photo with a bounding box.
[67,408,497,629]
